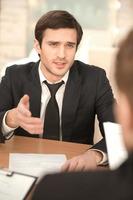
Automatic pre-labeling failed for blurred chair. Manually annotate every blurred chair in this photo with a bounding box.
[0,48,39,80]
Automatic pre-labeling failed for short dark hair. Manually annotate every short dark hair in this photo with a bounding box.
[35,10,83,47]
[115,30,133,105]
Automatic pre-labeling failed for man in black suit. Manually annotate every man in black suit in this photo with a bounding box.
[32,30,133,200]
[0,10,114,170]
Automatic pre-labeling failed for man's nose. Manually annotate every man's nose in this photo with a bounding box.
[57,46,65,58]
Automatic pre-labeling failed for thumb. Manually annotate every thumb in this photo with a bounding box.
[20,94,30,110]
[18,94,31,116]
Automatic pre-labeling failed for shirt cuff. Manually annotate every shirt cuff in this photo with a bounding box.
[89,149,108,166]
[2,111,17,139]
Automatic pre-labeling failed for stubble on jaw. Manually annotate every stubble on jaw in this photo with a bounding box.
[40,62,67,82]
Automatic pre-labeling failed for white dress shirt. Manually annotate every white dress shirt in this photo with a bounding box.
[2,62,107,164]
[2,62,69,141]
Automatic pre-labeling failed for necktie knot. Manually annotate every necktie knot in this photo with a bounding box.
[44,81,64,97]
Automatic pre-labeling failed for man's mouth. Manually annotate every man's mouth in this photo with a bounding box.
[54,62,66,68]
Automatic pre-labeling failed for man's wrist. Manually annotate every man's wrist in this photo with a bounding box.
[2,111,17,138]
[6,109,19,128]
[89,149,108,166]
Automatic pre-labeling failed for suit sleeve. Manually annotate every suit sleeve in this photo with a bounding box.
[0,67,16,143]
[91,68,116,152]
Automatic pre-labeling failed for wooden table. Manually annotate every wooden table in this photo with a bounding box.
[0,136,90,168]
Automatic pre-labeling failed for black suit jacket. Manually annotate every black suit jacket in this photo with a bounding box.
[32,153,133,200]
[0,60,114,150]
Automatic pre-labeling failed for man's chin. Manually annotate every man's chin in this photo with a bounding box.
[54,70,67,78]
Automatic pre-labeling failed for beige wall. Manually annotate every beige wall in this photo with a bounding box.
[0,0,28,73]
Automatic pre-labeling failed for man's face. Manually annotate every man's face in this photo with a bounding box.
[35,28,77,82]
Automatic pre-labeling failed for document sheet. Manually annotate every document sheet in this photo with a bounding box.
[104,122,128,169]
[0,169,36,200]
[9,153,67,177]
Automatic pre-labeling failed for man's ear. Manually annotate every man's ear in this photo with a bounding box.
[34,39,41,55]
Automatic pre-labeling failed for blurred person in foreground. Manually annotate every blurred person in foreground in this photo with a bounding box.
[32,30,133,200]
[0,10,115,170]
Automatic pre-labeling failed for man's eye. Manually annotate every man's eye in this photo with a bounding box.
[67,43,75,48]
[49,43,58,47]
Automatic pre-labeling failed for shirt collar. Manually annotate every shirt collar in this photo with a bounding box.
[38,61,69,85]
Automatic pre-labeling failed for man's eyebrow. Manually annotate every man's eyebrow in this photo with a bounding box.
[67,41,76,44]
[66,42,77,46]
[47,41,59,43]
[47,41,76,44]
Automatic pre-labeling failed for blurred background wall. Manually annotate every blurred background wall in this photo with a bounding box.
[0,0,133,76]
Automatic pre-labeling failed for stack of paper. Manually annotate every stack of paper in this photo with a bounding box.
[9,153,67,177]
[0,169,36,200]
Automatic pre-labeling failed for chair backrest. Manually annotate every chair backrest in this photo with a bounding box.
[0,49,39,80]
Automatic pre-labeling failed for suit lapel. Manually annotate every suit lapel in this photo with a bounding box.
[27,61,41,117]
[62,62,81,137]
[24,61,81,137]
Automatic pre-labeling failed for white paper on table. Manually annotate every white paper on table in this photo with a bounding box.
[9,153,67,177]
[103,122,128,169]
[0,169,36,200]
